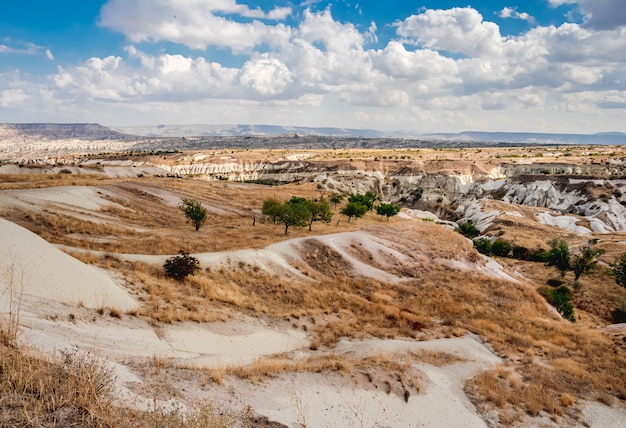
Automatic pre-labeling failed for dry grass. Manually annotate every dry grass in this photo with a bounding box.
[0,172,111,190]
[409,349,468,366]
[0,344,116,427]
[0,340,237,427]
[201,352,423,401]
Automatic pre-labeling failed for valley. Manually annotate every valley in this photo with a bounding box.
[1,141,626,427]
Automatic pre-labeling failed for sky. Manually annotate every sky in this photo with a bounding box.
[1,0,626,134]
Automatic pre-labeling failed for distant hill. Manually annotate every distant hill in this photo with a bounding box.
[2,123,625,146]
[420,131,626,146]
[115,124,386,138]
[0,123,135,141]
[118,124,626,145]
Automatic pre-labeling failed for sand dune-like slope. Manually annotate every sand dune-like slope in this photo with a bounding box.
[0,218,138,312]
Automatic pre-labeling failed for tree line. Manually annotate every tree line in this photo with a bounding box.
[261,191,401,234]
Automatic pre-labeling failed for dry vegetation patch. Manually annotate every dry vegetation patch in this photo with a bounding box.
[0,340,257,427]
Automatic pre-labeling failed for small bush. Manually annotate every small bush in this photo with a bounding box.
[163,251,200,281]
[546,278,564,287]
[474,238,492,255]
[527,247,548,262]
[59,168,72,174]
[457,220,480,238]
[512,245,530,260]
[538,285,575,322]
[491,239,511,257]
[612,300,626,323]
[609,253,626,288]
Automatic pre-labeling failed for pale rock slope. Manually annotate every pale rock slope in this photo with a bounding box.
[0,218,138,312]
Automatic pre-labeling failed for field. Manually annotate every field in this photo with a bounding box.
[1,147,626,427]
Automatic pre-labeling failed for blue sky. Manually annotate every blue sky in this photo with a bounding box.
[1,0,625,133]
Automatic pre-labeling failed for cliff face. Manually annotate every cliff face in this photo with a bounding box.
[154,157,626,232]
[4,140,626,232]
[0,123,140,160]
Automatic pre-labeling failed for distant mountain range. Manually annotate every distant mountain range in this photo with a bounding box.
[115,124,387,138]
[3,123,626,146]
[0,123,134,141]
[420,131,626,146]
[117,124,626,145]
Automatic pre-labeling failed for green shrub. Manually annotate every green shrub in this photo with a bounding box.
[474,238,492,255]
[512,245,530,260]
[538,285,575,322]
[491,239,511,257]
[457,220,480,238]
[546,278,564,287]
[545,238,570,277]
[609,253,626,288]
[527,247,549,262]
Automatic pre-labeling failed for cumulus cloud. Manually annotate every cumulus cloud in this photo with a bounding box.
[47,6,626,110]
[395,8,504,58]
[239,57,293,97]
[99,0,292,52]
[4,4,626,132]
[364,21,378,44]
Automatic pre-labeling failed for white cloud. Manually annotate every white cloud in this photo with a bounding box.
[0,89,28,107]
[45,49,55,60]
[240,57,293,97]
[4,5,626,133]
[364,21,377,44]
[0,40,49,57]
[99,0,292,52]
[395,7,504,58]
[499,7,535,24]
[548,0,577,6]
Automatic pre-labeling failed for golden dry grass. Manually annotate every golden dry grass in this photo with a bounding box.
[0,340,247,427]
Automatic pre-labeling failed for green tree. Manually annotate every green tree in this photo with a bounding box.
[340,202,368,222]
[570,246,604,281]
[262,197,283,224]
[163,250,199,281]
[179,198,207,231]
[545,238,570,277]
[279,196,311,235]
[375,203,401,221]
[306,198,333,231]
[348,192,377,211]
[329,193,344,210]
[609,253,626,288]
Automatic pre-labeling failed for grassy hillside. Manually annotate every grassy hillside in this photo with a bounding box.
[1,154,625,427]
